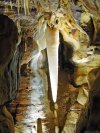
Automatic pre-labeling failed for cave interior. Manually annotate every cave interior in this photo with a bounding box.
[0,0,100,133]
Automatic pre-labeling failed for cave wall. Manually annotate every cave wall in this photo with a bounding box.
[0,0,99,132]
[76,67,100,132]
[0,14,23,133]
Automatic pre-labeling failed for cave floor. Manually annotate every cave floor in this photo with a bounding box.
[8,68,82,133]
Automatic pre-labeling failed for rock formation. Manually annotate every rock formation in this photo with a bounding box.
[76,67,100,132]
[0,0,100,133]
[0,14,22,133]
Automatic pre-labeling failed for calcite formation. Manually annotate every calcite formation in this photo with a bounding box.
[0,0,100,133]
[0,14,22,133]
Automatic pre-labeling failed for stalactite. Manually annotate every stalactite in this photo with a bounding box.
[24,0,27,15]
[17,0,20,15]
[10,0,13,9]
[26,0,30,15]
[36,22,47,51]
[45,26,59,103]
[36,22,60,103]
[17,19,21,34]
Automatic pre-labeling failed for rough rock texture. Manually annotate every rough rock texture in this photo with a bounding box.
[9,50,56,133]
[0,14,22,133]
[76,67,100,132]
[0,14,18,105]
[62,48,100,133]
[74,54,100,86]
[8,53,73,133]
[0,1,100,133]
[0,106,15,133]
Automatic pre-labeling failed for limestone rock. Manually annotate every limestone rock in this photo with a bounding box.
[74,55,100,86]
[0,14,22,105]
[76,67,100,132]
[0,106,15,133]
[77,87,88,106]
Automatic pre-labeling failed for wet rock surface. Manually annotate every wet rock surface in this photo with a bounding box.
[8,51,54,133]
[7,42,100,133]
[8,57,63,132]
[0,3,100,132]
[8,47,75,133]
[7,55,85,133]
[0,14,19,105]
[15,70,54,133]
[0,14,22,133]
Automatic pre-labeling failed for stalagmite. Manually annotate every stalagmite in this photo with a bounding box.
[45,26,59,103]
[54,103,59,133]
[37,118,42,133]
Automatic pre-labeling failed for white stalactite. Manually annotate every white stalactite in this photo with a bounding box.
[36,22,47,51]
[24,0,27,15]
[26,0,30,15]
[17,0,20,15]
[45,26,59,103]
[10,0,13,9]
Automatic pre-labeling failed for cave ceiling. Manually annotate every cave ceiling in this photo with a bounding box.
[0,0,99,42]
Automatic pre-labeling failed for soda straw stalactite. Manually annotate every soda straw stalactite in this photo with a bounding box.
[26,0,30,15]
[24,0,26,15]
[17,0,20,15]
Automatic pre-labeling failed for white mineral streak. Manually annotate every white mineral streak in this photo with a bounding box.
[24,0,27,15]
[31,52,41,70]
[37,35,46,51]
[55,126,59,133]
[17,0,20,15]
[26,0,30,15]
[36,22,47,51]
[10,0,13,9]
[45,26,59,103]
[17,19,21,34]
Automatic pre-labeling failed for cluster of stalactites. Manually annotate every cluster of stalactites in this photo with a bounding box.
[16,0,30,15]
[0,0,30,15]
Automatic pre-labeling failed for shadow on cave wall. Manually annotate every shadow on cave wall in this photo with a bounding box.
[76,67,100,132]
[0,14,23,133]
[59,33,76,74]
